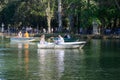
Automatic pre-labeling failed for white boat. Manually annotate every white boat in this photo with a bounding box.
[38,41,86,49]
[10,37,35,42]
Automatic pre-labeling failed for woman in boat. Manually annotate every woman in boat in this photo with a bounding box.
[56,35,64,44]
[18,31,22,37]
[24,31,29,38]
[40,34,47,44]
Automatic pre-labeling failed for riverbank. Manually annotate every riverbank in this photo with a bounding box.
[77,34,120,39]
[1,32,120,40]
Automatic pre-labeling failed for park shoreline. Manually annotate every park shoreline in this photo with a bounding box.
[0,32,120,40]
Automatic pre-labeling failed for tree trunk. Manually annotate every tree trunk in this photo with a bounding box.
[69,14,74,33]
[115,0,120,10]
[47,16,51,33]
[58,0,62,32]
[46,1,51,33]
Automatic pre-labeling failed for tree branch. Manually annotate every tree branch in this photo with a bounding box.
[115,0,120,10]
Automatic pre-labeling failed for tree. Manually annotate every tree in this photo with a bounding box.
[29,0,55,33]
[46,0,55,33]
[0,0,119,34]
[115,0,120,10]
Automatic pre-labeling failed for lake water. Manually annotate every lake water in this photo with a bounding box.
[0,36,120,80]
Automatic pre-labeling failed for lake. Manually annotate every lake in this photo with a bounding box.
[0,36,120,80]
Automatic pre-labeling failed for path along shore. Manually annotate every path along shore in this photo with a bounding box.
[1,32,120,40]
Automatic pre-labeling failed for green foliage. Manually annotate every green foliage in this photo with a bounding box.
[0,0,119,33]
[0,0,19,25]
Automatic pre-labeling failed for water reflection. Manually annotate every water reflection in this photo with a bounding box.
[24,43,29,77]
[18,43,22,70]
[18,43,23,49]
[1,37,120,80]
[18,43,29,77]
[81,40,103,80]
[37,49,65,80]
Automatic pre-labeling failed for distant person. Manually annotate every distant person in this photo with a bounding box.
[43,28,46,33]
[18,31,22,37]
[40,34,46,44]
[24,31,29,38]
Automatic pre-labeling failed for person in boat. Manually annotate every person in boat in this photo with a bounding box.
[55,35,64,44]
[64,33,71,39]
[18,31,22,37]
[40,34,47,44]
[24,31,29,38]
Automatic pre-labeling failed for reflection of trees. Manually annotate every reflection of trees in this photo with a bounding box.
[100,40,120,78]
[84,40,101,79]
[61,49,86,80]
[37,49,65,80]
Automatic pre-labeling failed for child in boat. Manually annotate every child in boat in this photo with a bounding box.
[24,31,29,38]
[40,34,47,44]
[18,31,22,37]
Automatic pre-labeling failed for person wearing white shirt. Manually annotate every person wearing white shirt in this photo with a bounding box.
[18,31,22,37]
[57,35,64,44]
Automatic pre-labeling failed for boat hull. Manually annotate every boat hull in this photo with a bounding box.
[10,37,35,42]
[38,41,86,49]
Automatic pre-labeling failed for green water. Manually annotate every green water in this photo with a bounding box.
[0,36,120,80]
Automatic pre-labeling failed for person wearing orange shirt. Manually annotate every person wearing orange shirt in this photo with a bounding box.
[24,31,29,38]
